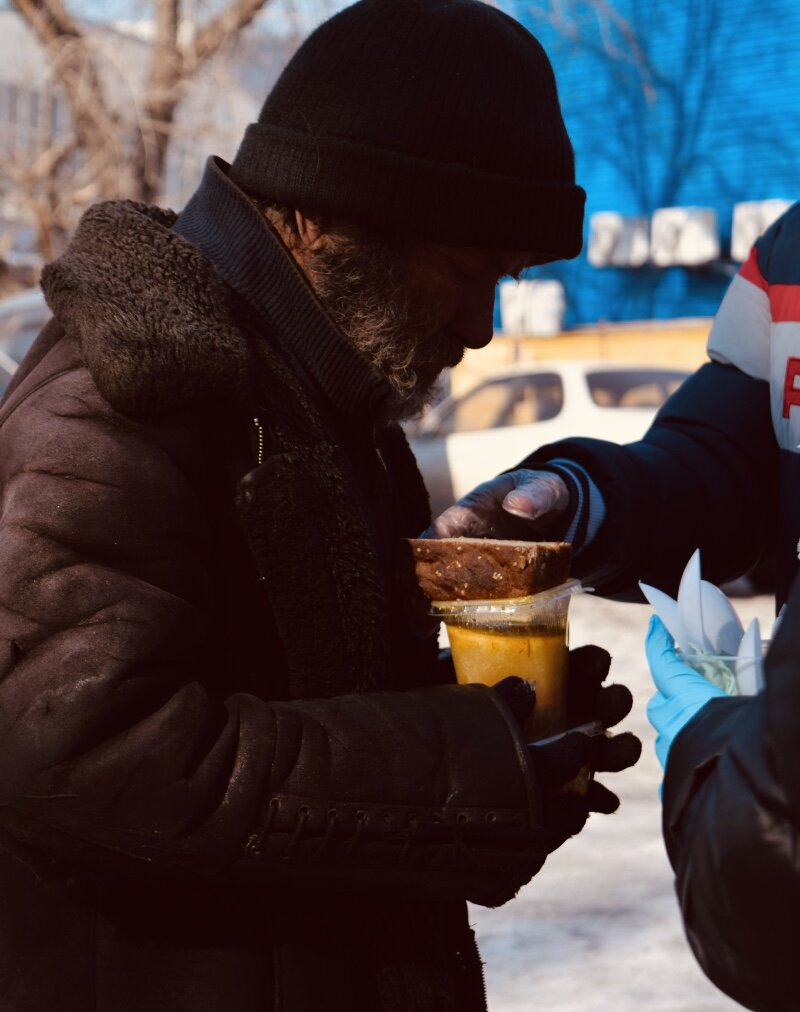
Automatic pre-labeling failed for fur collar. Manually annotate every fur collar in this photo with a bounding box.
[41,200,253,418]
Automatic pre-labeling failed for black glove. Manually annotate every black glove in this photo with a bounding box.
[495,646,641,856]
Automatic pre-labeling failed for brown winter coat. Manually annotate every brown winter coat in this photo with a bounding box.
[0,201,544,1011]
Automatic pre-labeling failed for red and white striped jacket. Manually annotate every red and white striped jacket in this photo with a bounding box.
[709,202,800,456]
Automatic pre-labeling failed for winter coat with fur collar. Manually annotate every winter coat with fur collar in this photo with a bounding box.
[0,200,544,1012]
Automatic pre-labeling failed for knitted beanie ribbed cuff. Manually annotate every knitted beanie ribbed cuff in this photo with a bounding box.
[231,123,586,254]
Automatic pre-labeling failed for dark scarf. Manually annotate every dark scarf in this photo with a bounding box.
[42,193,440,701]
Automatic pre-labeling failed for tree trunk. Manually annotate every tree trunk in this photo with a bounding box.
[7,0,276,255]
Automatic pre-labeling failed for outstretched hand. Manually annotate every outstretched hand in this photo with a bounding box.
[425,469,571,539]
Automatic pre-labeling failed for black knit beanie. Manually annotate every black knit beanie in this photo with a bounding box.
[229,0,585,255]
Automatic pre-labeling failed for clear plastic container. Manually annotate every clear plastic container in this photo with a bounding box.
[678,640,769,696]
[432,579,582,739]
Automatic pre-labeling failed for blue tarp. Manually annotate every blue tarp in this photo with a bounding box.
[496,0,800,327]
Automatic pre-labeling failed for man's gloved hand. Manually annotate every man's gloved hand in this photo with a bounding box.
[425,469,571,539]
[645,615,726,771]
[495,646,641,855]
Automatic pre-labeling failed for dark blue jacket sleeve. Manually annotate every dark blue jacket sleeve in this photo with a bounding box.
[520,360,779,598]
[657,575,800,1012]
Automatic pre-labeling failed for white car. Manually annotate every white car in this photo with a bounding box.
[0,288,49,393]
[408,359,689,516]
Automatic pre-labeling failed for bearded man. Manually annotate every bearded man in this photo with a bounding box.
[0,2,639,1010]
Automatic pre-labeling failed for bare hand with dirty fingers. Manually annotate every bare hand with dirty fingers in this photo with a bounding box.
[425,468,570,539]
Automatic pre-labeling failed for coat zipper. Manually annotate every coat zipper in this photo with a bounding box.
[253,416,265,466]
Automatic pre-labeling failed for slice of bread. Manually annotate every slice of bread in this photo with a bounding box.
[406,537,571,601]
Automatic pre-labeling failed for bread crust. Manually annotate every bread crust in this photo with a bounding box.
[407,537,571,601]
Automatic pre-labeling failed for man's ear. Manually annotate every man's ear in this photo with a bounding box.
[295,211,326,250]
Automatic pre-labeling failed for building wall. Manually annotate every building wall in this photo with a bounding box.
[499,0,800,326]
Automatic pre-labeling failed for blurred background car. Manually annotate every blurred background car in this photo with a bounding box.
[407,360,689,517]
[0,288,48,395]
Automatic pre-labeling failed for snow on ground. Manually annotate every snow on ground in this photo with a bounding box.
[468,591,775,1011]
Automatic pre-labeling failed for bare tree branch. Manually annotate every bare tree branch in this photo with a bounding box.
[0,130,80,260]
[10,0,128,198]
[28,133,79,179]
[527,0,656,100]
[10,0,78,47]
[134,0,185,202]
[185,0,273,74]
[588,0,655,100]
[4,0,309,256]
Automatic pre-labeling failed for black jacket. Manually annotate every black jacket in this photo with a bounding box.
[525,204,800,1011]
[660,572,800,1012]
[0,189,544,1011]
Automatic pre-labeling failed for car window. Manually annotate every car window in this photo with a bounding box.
[586,369,687,409]
[438,373,563,435]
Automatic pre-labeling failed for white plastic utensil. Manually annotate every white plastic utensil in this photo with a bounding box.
[639,581,688,647]
[700,579,745,656]
[677,549,713,653]
[736,617,765,695]
[641,549,765,696]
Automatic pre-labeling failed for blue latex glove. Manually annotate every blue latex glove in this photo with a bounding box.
[645,615,726,771]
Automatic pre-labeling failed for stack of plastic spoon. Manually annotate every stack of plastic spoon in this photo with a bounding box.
[640,549,766,696]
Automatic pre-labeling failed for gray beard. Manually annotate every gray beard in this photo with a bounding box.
[305,238,464,422]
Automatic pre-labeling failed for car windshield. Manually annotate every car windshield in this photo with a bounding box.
[436,373,564,435]
[586,368,687,409]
